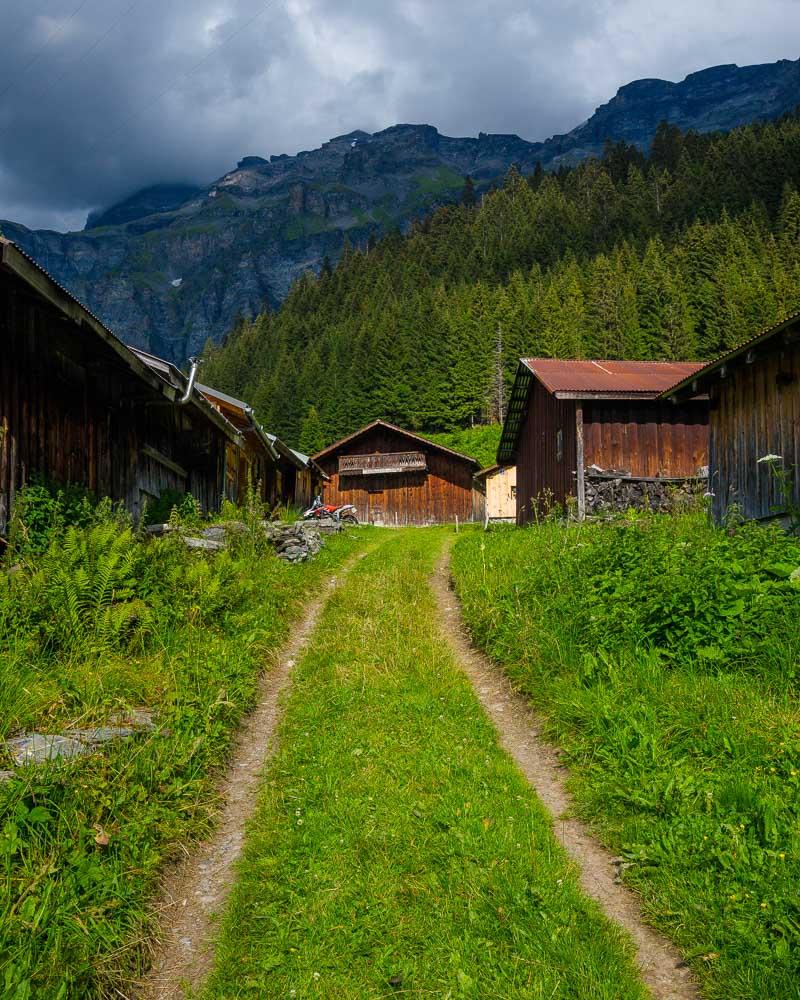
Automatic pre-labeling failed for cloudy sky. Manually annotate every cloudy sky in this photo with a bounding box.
[0,0,797,231]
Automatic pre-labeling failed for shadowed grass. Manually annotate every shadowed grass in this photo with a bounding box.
[205,529,648,999]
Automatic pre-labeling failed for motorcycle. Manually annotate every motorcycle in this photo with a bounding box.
[303,495,359,524]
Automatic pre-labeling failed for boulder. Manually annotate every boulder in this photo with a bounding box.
[184,536,225,552]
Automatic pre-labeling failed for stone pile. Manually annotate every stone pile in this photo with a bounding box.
[583,465,707,515]
[147,518,334,563]
[261,521,327,563]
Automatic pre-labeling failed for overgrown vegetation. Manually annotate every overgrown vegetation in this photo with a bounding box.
[451,513,800,999]
[203,114,800,444]
[423,424,502,469]
[205,529,648,999]
[0,488,361,997]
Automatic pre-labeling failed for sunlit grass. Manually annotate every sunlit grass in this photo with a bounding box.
[452,515,800,1000]
[205,529,647,999]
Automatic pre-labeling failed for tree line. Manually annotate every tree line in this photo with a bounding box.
[202,114,800,452]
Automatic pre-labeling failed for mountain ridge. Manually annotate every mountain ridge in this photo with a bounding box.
[2,57,798,363]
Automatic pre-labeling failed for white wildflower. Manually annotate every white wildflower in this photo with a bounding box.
[757,454,782,464]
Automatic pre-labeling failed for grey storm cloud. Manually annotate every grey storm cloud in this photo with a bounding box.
[0,0,797,230]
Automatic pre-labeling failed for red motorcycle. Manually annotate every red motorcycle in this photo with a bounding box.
[303,496,359,524]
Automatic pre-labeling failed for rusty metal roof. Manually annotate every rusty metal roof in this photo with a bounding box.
[520,358,705,397]
[498,358,707,464]
[660,309,800,399]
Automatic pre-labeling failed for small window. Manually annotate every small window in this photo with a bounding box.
[510,485,517,497]
[556,428,563,462]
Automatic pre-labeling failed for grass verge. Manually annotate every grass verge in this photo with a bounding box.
[204,528,648,999]
[451,514,800,1000]
[0,501,364,998]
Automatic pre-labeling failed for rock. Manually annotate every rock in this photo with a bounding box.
[145,523,175,536]
[5,734,92,765]
[0,770,15,783]
[183,536,225,552]
[63,726,136,744]
[201,526,228,543]
[110,707,155,729]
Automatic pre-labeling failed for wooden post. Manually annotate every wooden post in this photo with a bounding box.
[575,405,586,521]
[455,514,459,533]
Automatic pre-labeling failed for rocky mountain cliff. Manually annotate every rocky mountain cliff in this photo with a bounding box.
[3,57,798,363]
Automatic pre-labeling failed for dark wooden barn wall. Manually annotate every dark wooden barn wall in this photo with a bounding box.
[0,270,228,531]
[710,341,800,522]
[317,426,476,525]
[515,381,577,525]
[583,400,709,477]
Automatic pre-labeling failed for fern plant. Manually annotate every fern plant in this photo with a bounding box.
[43,523,153,653]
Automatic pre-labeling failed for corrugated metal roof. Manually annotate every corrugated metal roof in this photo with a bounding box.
[660,309,800,399]
[520,358,706,397]
[497,357,708,464]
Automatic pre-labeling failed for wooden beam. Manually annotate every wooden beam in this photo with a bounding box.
[575,404,585,522]
[141,444,188,479]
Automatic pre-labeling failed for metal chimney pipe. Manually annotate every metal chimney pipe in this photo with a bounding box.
[178,357,202,405]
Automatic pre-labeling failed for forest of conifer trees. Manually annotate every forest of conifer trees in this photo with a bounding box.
[201,114,800,451]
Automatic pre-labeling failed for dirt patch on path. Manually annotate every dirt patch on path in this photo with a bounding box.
[132,558,361,1000]
[432,545,699,1000]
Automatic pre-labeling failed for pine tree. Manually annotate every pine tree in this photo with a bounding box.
[461,175,477,207]
[298,405,327,455]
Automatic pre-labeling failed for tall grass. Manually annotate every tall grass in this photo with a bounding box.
[0,488,362,997]
[452,513,800,1000]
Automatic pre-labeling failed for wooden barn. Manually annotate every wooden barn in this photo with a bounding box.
[0,237,242,532]
[498,359,709,524]
[474,465,517,522]
[196,382,280,505]
[313,420,480,525]
[662,312,800,524]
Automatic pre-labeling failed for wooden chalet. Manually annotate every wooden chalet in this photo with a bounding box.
[0,237,242,532]
[499,359,709,524]
[313,420,480,525]
[474,464,517,522]
[662,313,800,524]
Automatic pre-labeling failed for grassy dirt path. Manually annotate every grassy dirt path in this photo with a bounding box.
[200,528,656,999]
[134,547,373,999]
[432,542,698,1000]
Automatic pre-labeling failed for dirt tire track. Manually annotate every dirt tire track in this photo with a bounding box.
[432,543,699,1000]
[132,554,365,1000]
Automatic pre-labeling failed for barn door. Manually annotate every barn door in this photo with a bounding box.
[368,488,384,525]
